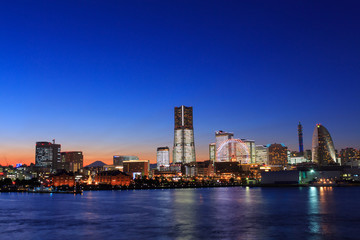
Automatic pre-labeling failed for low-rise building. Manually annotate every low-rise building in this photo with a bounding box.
[123,160,150,178]
[261,171,299,184]
[113,155,139,167]
[214,162,240,175]
[52,172,75,187]
[196,160,214,176]
[94,170,131,186]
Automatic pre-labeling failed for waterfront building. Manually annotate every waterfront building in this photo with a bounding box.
[94,170,131,186]
[215,130,234,162]
[214,162,240,175]
[340,148,359,165]
[196,160,214,176]
[261,171,299,184]
[255,145,269,165]
[52,172,75,187]
[312,124,336,166]
[288,156,308,165]
[288,151,308,165]
[173,105,196,164]
[35,141,61,170]
[123,160,150,178]
[268,143,288,166]
[59,151,83,173]
[298,122,304,155]
[152,169,180,178]
[113,155,139,166]
[157,147,170,170]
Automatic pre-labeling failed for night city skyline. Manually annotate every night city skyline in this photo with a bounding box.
[2,2,360,240]
[1,1,360,166]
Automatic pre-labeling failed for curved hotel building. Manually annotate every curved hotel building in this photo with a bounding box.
[312,124,336,166]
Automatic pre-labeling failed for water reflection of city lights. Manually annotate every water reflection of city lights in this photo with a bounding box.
[308,187,320,234]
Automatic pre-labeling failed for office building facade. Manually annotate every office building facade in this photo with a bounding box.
[123,160,150,178]
[255,145,269,165]
[35,141,61,170]
[268,143,288,166]
[60,151,83,172]
[340,148,358,165]
[157,147,170,169]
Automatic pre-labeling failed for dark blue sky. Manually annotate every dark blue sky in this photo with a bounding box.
[1,1,359,164]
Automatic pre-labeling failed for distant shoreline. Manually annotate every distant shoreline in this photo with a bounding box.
[1,183,360,194]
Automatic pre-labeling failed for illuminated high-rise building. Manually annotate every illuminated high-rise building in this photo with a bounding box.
[60,151,83,172]
[157,147,170,169]
[298,122,304,154]
[215,130,234,162]
[268,143,288,166]
[312,124,336,166]
[255,145,269,164]
[242,139,256,163]
[35,140,61,170]
[173,105,196,164]
[209,143,216,163]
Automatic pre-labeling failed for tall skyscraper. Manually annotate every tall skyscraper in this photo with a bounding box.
[215,130,234,162]
[35,140,61,170]
[298,122,304,154]
[173,105,196,164]
[312,124,336,166]
[157,147,170,169]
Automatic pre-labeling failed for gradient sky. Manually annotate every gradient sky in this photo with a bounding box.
[1,1,359,166]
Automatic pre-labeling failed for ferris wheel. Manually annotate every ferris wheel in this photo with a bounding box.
[216,138,250,164]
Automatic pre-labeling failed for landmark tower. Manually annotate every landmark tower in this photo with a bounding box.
[173,105,196,164]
